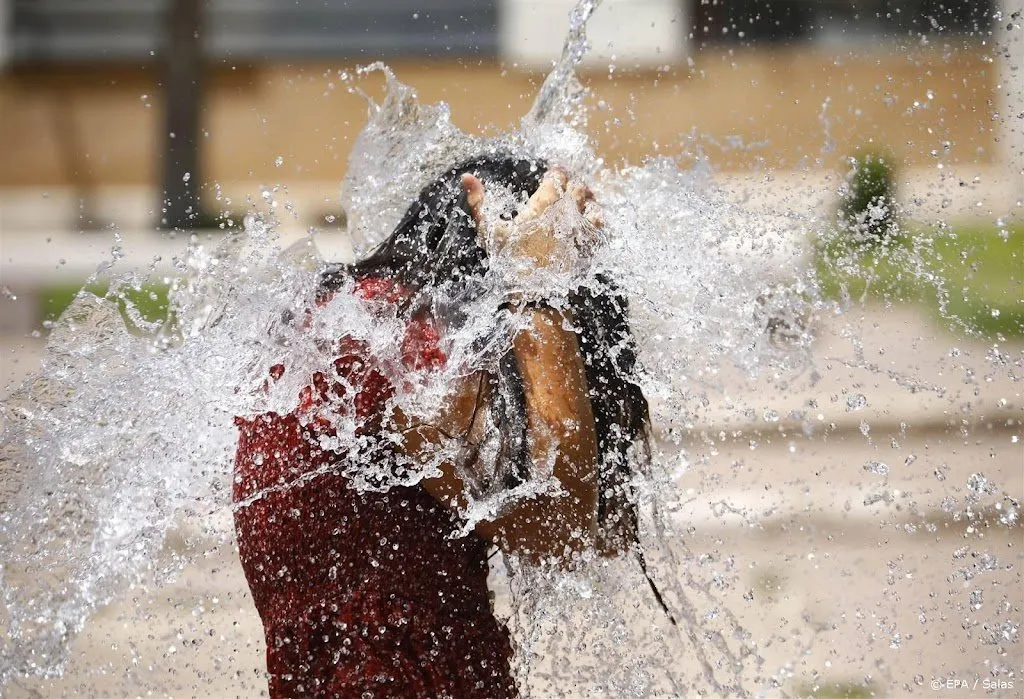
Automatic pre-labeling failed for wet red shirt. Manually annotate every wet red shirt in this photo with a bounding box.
[233,278,516,698]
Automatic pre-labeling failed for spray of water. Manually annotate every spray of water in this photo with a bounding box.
[1,1,1019,695]
[0,6,809,694]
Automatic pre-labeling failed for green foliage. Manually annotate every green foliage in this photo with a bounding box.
[837,151,900,244]
[814,222,1024,339]
[41,281,171,326]
[815,227,918,304]
[793,680,876,698]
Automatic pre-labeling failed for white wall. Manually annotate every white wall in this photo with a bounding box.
[499,0,687,69]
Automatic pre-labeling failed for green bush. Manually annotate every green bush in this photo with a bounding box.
[837,151,900,244]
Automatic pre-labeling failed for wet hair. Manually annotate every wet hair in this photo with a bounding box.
[321,157,546,300]
[320,156,669,619]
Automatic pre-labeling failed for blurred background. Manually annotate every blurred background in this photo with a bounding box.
[0,0,1020,339]
[0,2,1021,697]
[0,1,1019,229]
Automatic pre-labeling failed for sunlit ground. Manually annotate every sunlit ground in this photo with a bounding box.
[3,293,1019,697]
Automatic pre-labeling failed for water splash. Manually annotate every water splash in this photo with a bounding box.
[0,216,324,682]
[340,62,483,255]
[1,0,1020,695]
[524,0,598,127]
[0,6,805,692]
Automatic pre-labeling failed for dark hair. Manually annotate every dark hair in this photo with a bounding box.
[320,155,666,617]
[321,157,546,300]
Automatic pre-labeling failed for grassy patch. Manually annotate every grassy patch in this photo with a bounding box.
[41,281,171,326]
[793,680,877,698]
[813,223,1023,339]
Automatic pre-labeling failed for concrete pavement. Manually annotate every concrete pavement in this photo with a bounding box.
[2,429,1019,698]
[2,280,1020,697]
[1,172,1021,697]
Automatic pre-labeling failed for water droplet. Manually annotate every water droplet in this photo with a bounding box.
[999,499,1019,527]
[966,473,991,497]
[274,156,284,168]
[864,461,889,476]
[998,620,1019,643]
[846,394,868,411]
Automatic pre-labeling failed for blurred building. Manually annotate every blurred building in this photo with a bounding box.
[0,0,1016,227]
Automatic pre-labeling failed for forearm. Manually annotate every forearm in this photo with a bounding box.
[506,305,598,533]
[412,305,600,560]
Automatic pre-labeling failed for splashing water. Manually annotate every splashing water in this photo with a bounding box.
[0,217,317,682]
[2,1,1021,696]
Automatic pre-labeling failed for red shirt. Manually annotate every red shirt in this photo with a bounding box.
[233,278,516,698]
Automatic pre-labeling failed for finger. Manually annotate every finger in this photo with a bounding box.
[462,172,514,251]
[569,183,594,214]
[461,173,485,228]
[523,167,568,219]
[585,204,604,230]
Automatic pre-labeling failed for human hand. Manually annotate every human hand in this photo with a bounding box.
[460,167,604,277]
